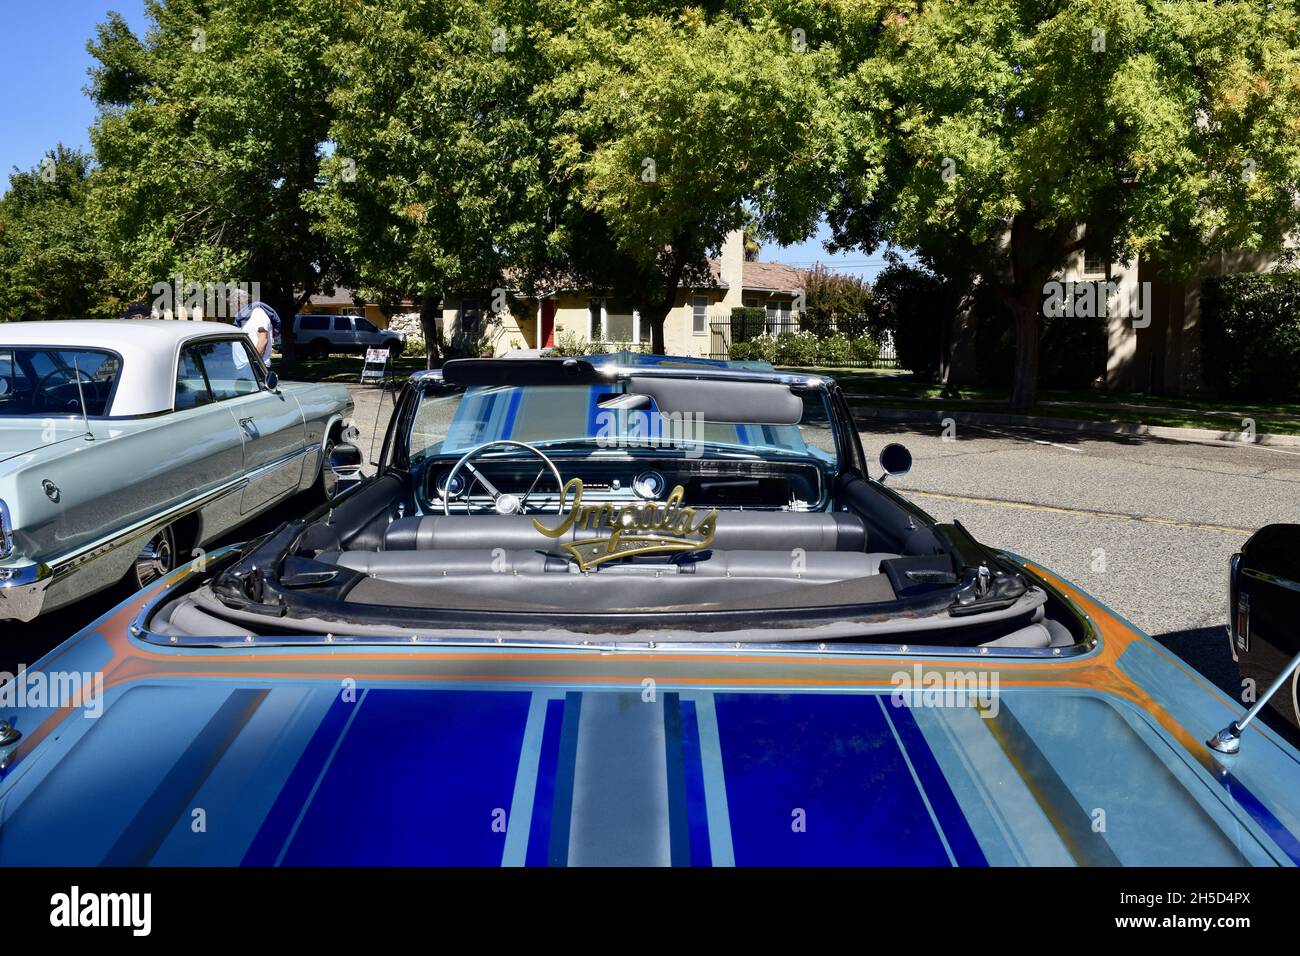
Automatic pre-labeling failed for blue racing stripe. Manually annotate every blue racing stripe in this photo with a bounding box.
[547,691,583,867]
[678,698,712,866]
[1218,770,1300,865]
[243,690,358,865]
[663,693,691,866]
[888,701,987,867]
[715,692,952,865]
[525,697,566,867]
[275,689,531,865]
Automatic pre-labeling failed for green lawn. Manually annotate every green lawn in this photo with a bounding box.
[273,351,430,383]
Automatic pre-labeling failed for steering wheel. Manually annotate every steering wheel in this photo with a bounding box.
[33,366,95,412]
[441,439,566,516]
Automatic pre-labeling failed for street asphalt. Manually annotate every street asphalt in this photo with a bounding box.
[7,383,1293,709]
[858,415,1300,703]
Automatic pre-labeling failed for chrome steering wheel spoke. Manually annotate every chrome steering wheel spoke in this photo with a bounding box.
[442,440,565,517]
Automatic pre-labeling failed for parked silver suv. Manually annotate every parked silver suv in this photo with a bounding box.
[291,313,404,358]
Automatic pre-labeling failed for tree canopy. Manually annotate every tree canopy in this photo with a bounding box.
[0,146,107,322]
[86,0,349,360]
[827,0,1300,407]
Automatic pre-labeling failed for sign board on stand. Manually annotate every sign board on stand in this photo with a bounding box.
[360,347,390,385]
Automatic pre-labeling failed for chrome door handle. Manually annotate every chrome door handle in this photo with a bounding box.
[239,417,256,430]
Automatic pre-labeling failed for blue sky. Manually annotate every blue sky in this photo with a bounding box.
[1,0,892,279]
[0,1,149,180]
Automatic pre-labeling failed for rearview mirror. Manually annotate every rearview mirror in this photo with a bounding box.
[326,443,365,497]
[878,443,913,482]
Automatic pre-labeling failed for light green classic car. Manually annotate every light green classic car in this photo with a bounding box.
[0,320,354,622]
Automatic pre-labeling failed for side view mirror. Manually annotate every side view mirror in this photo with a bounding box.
[325,443,365,497]
[878,442,913,483]
[264,370,279,391]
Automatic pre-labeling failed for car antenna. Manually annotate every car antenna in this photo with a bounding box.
[1207,649,1300,754]
[71,354,94,442]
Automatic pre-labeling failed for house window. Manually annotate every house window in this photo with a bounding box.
[588,298,603,340]
[744,297,759,309]
[1082,249,1108,278]
[692,296,708,335]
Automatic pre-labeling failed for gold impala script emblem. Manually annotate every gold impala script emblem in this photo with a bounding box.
[532,478,717,570]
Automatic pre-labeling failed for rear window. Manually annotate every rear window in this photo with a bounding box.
[298,316,329,331]
[0,348,121,417]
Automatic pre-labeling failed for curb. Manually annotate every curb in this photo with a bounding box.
[851,406,1300,448]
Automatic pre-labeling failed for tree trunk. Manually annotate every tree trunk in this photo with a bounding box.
[263,287,299,370]
[1008,294,1040,412]
[419,292,441,370]
[635,303,670,355]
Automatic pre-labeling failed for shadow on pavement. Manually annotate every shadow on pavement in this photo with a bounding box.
[1151,624,1300,750]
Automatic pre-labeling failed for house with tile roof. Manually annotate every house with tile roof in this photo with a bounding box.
[304,231,805,358]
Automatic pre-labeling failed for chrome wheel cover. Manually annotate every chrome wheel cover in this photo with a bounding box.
[134,526,175,587]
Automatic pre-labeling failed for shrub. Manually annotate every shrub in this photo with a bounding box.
[728,339,759,361]
[728,307,767,342]
[817,333,852,366]
[772,330,820,365]
[1201,273,1300,401]
[868,261,952,379]
[849,336,880,366]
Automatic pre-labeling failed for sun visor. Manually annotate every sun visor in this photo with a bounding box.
[442,358,602,387]
[628,378,803,425]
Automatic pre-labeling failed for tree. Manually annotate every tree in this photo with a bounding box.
[801,264,873,339]
[316,1,849,357]
[87,0,350,364]
[543,3,848,353]
[311,0,560,367]
[828,1,1300,409]
[0,146,109,321]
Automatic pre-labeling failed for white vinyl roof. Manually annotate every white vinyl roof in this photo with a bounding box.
[0,320,250,416]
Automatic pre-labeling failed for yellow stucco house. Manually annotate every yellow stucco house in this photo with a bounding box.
[307,230,807,358]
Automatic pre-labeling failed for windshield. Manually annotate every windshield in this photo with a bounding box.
[0,347,121,417]
[409,382,839,466]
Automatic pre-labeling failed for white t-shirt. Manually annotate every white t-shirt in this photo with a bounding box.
[244,307,274,365]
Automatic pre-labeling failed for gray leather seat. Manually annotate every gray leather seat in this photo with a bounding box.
[382,511,868,553]
[337,548,888,583]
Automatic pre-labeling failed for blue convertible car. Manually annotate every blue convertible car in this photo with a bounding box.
[1,354,1298,866]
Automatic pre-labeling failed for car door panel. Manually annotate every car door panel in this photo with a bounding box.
[13,403,245,572]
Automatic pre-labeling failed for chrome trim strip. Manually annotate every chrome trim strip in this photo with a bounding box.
[23,444,313,585]
[409,364,828,388]
[1241,566,1300,594]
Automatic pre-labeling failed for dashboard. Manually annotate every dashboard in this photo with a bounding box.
[420,454,828,513]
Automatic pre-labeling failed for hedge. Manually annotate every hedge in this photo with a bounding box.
[1201,273,1300,401]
